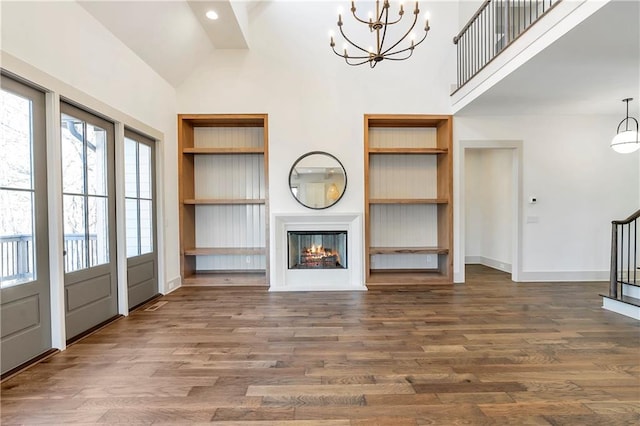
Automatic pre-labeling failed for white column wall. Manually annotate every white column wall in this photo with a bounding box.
[177,1,459,215]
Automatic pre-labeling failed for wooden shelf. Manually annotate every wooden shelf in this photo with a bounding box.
[183,198,266,205]
[178,113,269,287]
[369,247,449,255]
[366,270,450,285]
[364,114,453,285]
[368,148,448,154]
[183,147,264,154]
[179,114,266,128]
[182,271,268,287]
[369,198,448,205]
[184,247,266,256]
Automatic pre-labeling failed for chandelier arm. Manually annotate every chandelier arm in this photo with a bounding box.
[331,45,371,62]
[380,11,420,56]
[347,55,377,66]
[339,24,371,55]
[382,48,415,61]
[350,6,374,25]
[380,1,405,27]
[382,14,405,26]
[382,24,429,57]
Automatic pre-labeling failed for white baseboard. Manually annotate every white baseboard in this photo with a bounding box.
[163,276,182,294]
[519,270,608,282]
[465,256,512,273]
[623,283,640,299]
[602,297,640,321]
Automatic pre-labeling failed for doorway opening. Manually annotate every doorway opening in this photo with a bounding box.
[458,141,522,283]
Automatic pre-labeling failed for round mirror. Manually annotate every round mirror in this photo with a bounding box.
[289,151,347,209]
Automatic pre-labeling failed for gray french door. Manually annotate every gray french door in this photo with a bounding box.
[124,130,158,308]
[60,102,117,341]
[0,75,51,374]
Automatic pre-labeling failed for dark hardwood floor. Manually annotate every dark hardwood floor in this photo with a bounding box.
[2,265,639,425]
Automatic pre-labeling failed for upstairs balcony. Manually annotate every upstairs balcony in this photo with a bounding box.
[453,0,560,91]
[450,0,622,114]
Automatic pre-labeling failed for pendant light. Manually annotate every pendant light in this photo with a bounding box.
[611,98,640,154]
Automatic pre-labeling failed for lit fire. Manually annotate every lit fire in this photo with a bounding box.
[298,242,341,268]
[304,244,334,258]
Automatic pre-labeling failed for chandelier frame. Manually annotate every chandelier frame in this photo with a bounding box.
[330,1,430,68]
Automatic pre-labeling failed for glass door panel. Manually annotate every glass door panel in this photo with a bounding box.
[1,75,51,374]
[61,113,110,272]
[124,130,157,309]
[60,102,116,341]
[1,89,36,287]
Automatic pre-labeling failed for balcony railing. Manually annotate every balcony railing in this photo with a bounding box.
[453,0,560,91]
[0,234,98,285]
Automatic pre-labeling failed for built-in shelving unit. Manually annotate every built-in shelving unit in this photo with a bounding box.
[178,114,269,286]
[364,114,453,285]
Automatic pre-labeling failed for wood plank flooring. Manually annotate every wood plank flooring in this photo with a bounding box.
[2,265,639,425]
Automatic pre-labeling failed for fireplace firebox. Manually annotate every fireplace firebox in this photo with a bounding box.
[287,230,347,269]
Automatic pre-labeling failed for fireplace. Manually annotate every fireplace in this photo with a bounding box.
[288,230,347,269]
[271,213,365,291]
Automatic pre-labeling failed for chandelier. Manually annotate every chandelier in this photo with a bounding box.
[330,1,430,68]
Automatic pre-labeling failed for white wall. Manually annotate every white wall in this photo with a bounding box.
[456,114,639,281]
[464,148,513,272]
[177,1,459,216]
[1,2,180,304]
[458,0,485,27]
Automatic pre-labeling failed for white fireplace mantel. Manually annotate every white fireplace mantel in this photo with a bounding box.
[270,212,365,291]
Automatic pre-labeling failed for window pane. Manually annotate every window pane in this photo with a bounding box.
[0,89,33,190]
[61,114,85,194]
[139,199,153,255]
[86,124,107,196]
[0,189,35,287]
[138,143,152,199]
[124,138,138,198]
[88,196,109,267]
[63,195,86,273]
[126,198,139,257]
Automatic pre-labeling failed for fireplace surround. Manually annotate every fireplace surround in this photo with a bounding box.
[271,213,364,291]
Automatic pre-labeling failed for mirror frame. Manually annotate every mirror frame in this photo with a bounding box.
[288,151,347,210]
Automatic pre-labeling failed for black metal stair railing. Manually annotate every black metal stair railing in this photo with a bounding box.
[610,209,640,301]
[453,0,560,91]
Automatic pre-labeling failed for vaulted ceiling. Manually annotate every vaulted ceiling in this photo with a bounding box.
[79,0,638,116]
[79,0,267,87]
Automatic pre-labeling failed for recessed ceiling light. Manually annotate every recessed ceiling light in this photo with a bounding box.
[206,10,218,20]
